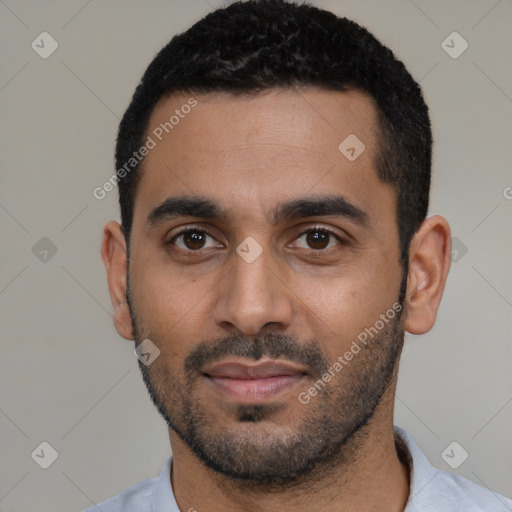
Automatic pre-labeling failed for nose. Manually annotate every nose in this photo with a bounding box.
[213,244,294,337]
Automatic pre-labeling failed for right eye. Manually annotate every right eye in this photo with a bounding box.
[167,228,221,252]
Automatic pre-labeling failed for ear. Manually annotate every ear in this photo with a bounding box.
[404,215,451,335]
[100,221,134,340]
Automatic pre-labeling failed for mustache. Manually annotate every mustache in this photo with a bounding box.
[184,333,330,379]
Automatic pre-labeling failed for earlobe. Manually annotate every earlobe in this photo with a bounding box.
[100,221,134,340]
[404,215,451,335]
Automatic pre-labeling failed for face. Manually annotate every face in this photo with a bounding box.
[126,88,406,484]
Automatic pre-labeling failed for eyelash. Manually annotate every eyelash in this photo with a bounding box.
[166,225,345,255]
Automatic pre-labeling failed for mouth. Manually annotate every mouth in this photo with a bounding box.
[202,358,309,403]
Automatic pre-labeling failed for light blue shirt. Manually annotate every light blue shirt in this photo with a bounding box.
[83,427,512,511]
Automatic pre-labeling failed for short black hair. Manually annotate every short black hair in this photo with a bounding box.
[116,0,432,265]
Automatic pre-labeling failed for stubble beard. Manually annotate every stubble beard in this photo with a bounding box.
[127,288,405,488]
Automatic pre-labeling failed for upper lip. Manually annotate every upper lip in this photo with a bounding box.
[202,359,309,380]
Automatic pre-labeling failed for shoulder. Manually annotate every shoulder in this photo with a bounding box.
[394,426,512,512]
[82,474,158,512]
[428,469,512,511]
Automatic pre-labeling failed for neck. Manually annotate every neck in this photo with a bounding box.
[168,382,410,512]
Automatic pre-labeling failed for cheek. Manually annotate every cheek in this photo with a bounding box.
[130,264,213,357]
[294,262,401,354]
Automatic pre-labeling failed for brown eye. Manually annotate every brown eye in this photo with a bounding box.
[294,228,342,252]
[305,230,330,250]
[182,231,206,250]
[170,229,218,251]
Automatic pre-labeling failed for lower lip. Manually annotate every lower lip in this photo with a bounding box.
[205,374,306,402]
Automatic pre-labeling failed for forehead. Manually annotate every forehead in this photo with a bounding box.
[132,88,394,232]
[145,87,378,166]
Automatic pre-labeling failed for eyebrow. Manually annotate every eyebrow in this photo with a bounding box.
[147,194,369,228]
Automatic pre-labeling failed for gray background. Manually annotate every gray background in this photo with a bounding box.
[1,1,511,511]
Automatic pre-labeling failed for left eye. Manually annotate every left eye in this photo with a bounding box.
[294,228,342,251]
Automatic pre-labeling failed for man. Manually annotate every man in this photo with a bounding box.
[90,0,512,510]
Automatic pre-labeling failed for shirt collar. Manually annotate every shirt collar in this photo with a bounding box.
[394,426,441,511]
[151,455,180,512]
